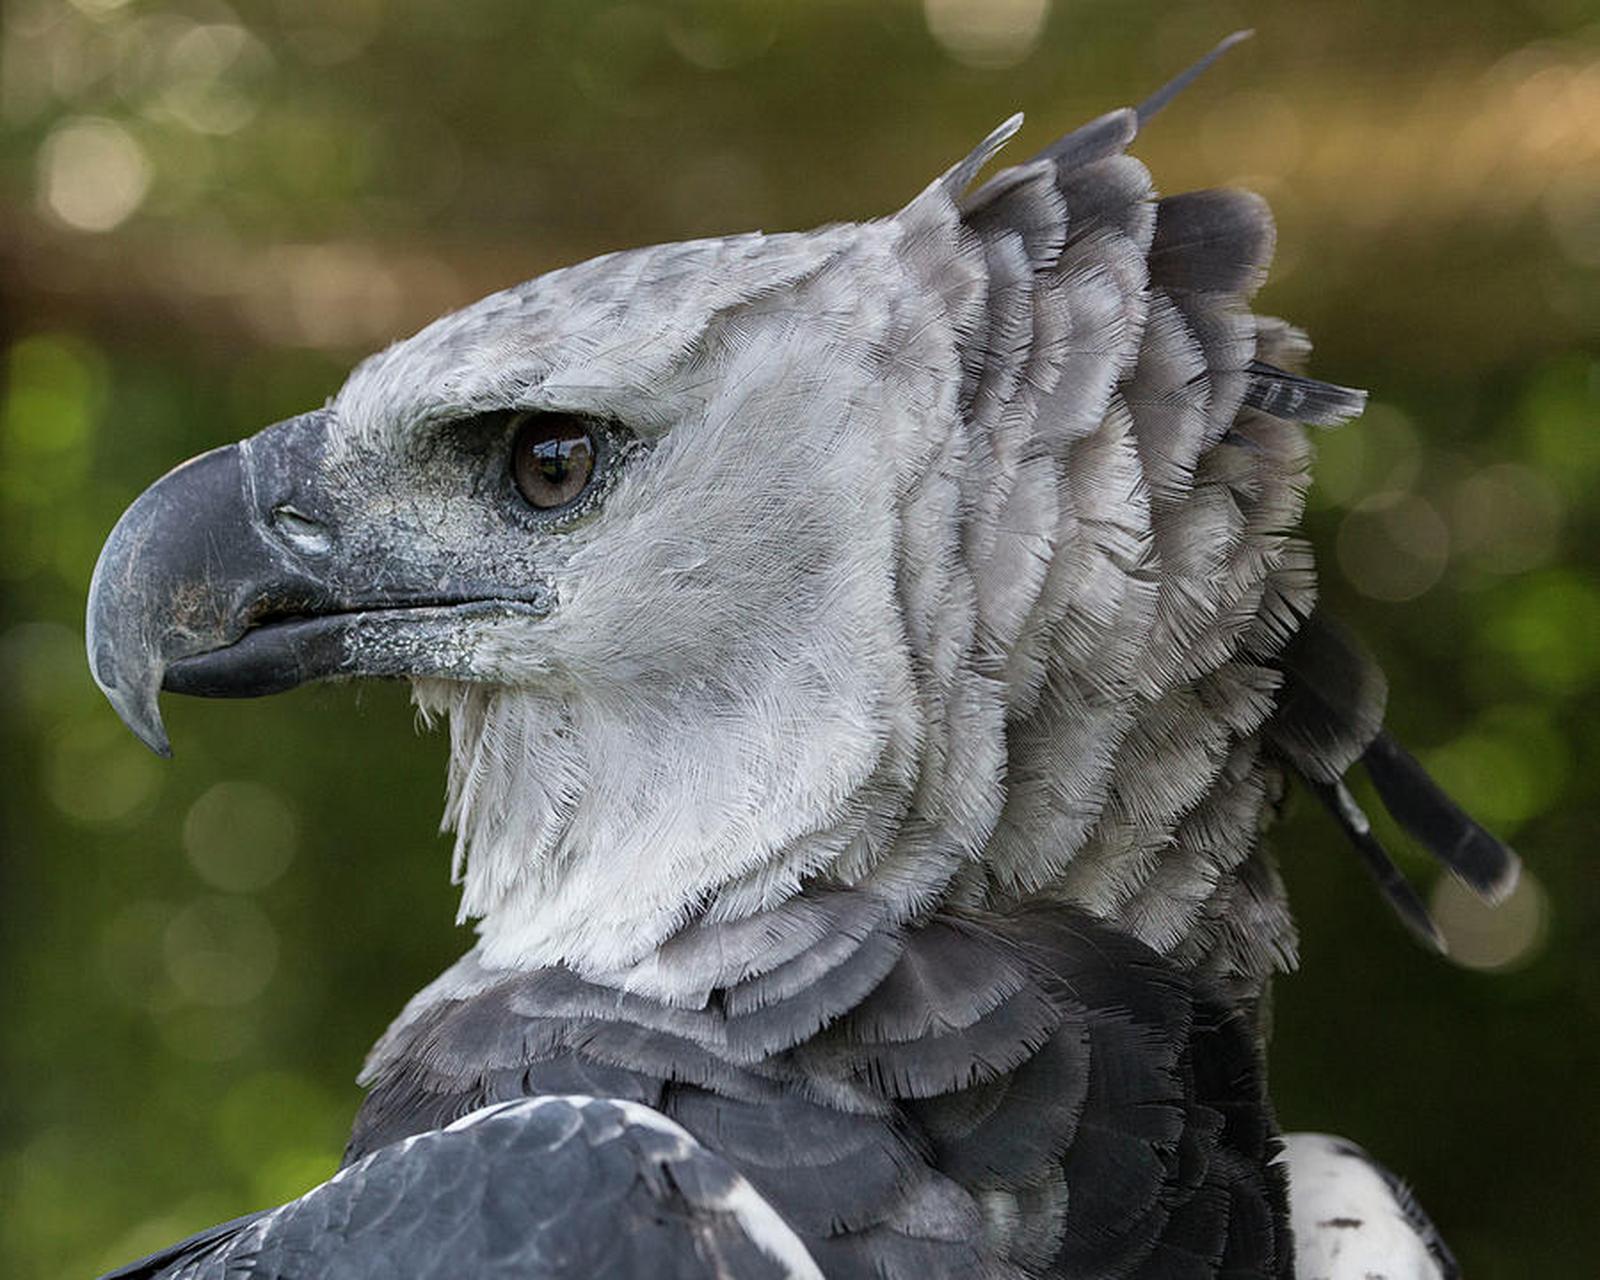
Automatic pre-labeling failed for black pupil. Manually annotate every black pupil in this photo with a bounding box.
[513,416,595,509]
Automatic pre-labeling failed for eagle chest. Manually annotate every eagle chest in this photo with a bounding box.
[351,900,1285,1279]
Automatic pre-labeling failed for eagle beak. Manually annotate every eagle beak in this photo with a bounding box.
[85,413,338,756]
[86,410,554,757]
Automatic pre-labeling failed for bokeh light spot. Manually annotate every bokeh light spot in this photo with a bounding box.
[36,116,151,232]
[242,244,402,349]
[1,332,108,460]
[1431,865,1549,972]
[1421,711,1567,834]
[1309,401,1420,510]
[1520,355,1600,495]
[1337,492,1449,601]
[183,781,298,892]
[1451,462,1563,576]
[923,0,1049,70]
[156,22,272,135]
[163,897,279,1006]
[1484,569,1600,694]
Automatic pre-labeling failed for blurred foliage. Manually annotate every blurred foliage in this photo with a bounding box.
[2,2,1598,1278]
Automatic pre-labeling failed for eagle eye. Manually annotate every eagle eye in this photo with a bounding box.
[511,413,596,510]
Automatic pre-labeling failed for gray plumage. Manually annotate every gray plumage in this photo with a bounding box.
[84,35,1518,1280]
[104,1097,821,1280]
[343,904,1281,1278]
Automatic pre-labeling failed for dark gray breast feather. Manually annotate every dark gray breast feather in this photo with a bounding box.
[343,898,1288,1279]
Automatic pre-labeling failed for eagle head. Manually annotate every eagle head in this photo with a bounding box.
[88,111,1334,988]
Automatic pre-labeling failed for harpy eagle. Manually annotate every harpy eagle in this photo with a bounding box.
[84,38,1516,1280]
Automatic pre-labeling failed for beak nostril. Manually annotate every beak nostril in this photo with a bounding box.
[271,505,332,556]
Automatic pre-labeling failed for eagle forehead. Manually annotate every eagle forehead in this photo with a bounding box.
[330,225,865,445]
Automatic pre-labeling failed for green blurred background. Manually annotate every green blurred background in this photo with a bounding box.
[2,1,1597,1276]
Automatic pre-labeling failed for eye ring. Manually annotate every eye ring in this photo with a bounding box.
[510,413,597,510]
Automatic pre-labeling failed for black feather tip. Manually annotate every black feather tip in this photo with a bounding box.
[1243,360,1368,426]
[1136,30,1255,126]
[1362,730,1522,905]
[1314,780,1447,953]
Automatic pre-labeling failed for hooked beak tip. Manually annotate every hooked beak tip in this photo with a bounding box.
[119,697,174,758]
[92,662,174,759]
[137,719,174,760]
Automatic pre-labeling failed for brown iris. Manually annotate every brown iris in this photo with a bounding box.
[511,414,596,510]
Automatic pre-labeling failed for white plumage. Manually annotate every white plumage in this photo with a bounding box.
[1282,1134,1457,1280]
